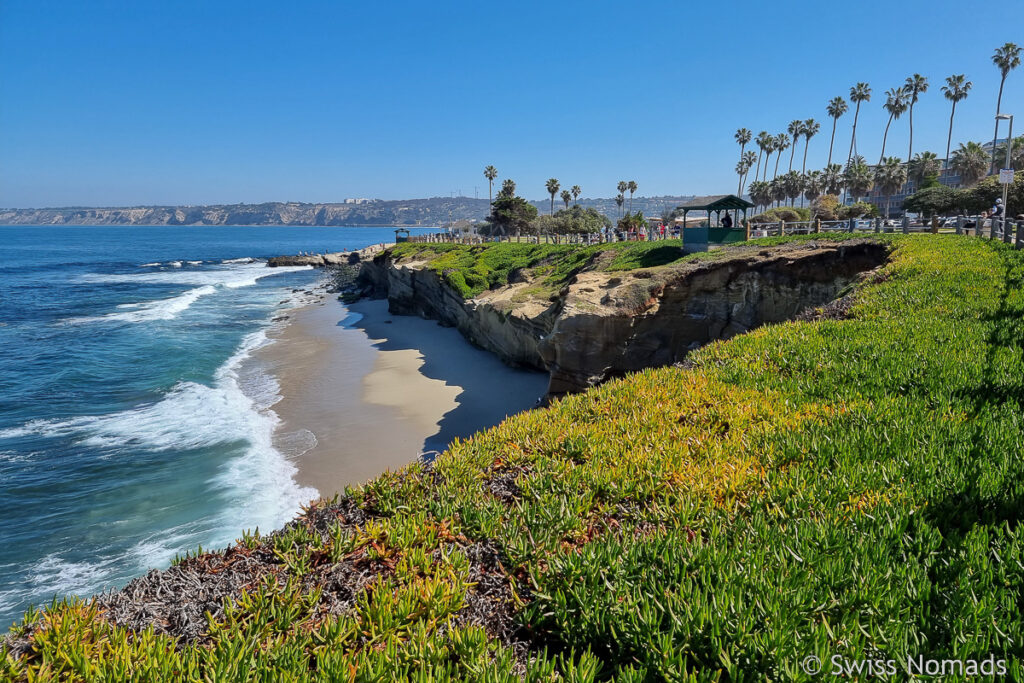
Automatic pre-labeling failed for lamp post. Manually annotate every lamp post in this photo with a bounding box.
[996,113,1014,232]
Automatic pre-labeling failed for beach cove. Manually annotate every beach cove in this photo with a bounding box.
[257,287,548,497]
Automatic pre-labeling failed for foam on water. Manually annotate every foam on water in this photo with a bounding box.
[0,326,318,607]
[67,263,312,323]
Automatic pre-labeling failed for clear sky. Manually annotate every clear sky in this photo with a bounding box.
[1,0,1022,207]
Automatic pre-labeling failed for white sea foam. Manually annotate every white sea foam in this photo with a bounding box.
[0,327,317,550]
[67,285,218,323]
[222,257,256,264]
[168,261,182,268]
[187,260,203,266]
[139,262,161,267]
[68,263,312,324]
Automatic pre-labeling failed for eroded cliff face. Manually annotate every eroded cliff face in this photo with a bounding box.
[358,240,889,397]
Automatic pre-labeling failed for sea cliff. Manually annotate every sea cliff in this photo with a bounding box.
[354,239,888,396]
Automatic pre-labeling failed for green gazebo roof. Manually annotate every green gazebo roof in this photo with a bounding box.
[676,194,755,212]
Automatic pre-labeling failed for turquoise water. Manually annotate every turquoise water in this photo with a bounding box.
[0,225,435,627]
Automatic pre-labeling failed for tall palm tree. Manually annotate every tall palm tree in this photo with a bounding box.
[879,87,909,163]
[800,119,820,175]
[773,133,790,180]
[571,185,581,205]
[873,156,907,218]
[769,178,787,208]
[825,96,849,167]
[615,193,625,216]
[484,165,498,205]
[908,151,940,188]
[740,150,757,194]
[787,120,804,172]
[500,179,516,197]
[803,170,823,206]
[735,128,752,165]
[941,74,972,166]
[991,43,1022,173]
[847,82,872,165]
[844,159,874,203]
[754,131,771,183]
[616,181,628,217]
[951,141,990,187]
[546,178,560,215]
[627,181,638,213]
[560,190,571,210]
[904,74,929,161]
[821,163,844,196]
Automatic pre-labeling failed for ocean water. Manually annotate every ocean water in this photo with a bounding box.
[0,225,436,628]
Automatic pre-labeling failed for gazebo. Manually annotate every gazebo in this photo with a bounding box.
[675,194,755,229]
[394,228,411,243]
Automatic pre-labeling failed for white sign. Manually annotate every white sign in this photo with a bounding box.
[999,168,1015,184]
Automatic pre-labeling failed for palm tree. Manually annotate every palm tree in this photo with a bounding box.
[847,82,872,165]
[908,151,940,188]
[825,96,849,167]
[615,193,625,216]
[994,136,1024,170]
[803,171,823,206]
[560,190,571,210]
[822,163,844,196]
[874,157,907,218]
[754,131,771,183]
[736,160,749,195]
[484,165,498,205]
[787,120,804,172]
[991,43,1022,174]
[740,150,757,193]
[773,133,790,180]
[800,119,820,175]
[844,158,873,203]
[500,178,516,197]
[570,185,581,205]
[951,142,989,187]
[748,180,771,211]
[879,86,908,163]
[941,75,972,165]
[782,170,804,207]
[616,181,628,217]
[904,74,929,161]
[546,178,560,215]
[735,128,752,166]
[769,178,787,208]
[627,181,638,213]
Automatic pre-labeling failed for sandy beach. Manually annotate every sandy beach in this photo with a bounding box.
[257,293,548,496]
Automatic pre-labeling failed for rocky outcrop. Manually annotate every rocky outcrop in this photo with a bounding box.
[358,240,889,397]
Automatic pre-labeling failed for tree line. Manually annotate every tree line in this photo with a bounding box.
[735,43,1022,217]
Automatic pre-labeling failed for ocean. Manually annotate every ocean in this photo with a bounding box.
[0,225,436,627]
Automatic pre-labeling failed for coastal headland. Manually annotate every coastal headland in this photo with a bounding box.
[8,235,1024,679]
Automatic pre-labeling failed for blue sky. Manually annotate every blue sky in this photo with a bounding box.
[1,0,1022,207]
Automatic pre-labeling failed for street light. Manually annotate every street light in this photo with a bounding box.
[996,113,1014,234]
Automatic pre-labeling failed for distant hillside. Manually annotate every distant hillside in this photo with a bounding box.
[0,196,696,226]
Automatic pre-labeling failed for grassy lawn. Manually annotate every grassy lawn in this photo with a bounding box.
[5,235,1024,680]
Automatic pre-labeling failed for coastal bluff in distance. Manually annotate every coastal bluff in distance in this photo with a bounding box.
[0,196,695,226]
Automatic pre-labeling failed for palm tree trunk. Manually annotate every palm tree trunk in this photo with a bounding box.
[908,104,915,161]
[788,144,796,172]
[944,102,957,167]
[992,77,1006,175]
[754,150,763,183]
[827,118,837,167]
[847,104,860,167]
[879,114,894,164]
[550,196,554,215]
[773,153,781,180]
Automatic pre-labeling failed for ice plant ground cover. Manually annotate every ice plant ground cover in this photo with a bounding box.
[4,234,1024,681]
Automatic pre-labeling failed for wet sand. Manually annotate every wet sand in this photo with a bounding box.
[257,295,548,496]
